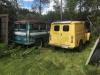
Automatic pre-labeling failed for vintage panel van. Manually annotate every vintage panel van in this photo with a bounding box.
[49,21,90,50]
[13,20,49,46]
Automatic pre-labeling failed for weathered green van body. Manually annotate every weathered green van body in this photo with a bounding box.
[13,20,49,45]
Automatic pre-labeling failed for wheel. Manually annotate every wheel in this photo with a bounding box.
[77,41,83,52]
[42,39,49,47]
[35,39,42,49]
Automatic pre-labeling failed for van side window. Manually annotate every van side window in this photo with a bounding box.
[63,25,69,31]
[30,24,39,30]
[54,26,59,31]
[40,24,46,30]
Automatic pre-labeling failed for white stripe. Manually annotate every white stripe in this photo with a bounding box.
[14,32,26,36]
[14,31,48,36]
[30,32,48,36]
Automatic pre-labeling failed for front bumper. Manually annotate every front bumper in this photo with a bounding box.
[14,40,35,45]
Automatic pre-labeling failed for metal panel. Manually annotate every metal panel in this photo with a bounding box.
[86,37,100,65]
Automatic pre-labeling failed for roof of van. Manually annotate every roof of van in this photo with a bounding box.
[52,21,85,24]
[15,19,47,24]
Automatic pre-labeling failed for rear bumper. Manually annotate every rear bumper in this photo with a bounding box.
[49,44,75,49]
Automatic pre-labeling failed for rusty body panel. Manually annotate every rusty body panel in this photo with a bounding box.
[13,19,50,45]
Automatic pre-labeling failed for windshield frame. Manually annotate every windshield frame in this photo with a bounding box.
[14,23,28,31]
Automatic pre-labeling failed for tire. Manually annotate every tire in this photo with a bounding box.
[35,39,42,49]
[42,39,49,47]
[77,41,83,52]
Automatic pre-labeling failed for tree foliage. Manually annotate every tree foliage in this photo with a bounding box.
[32,0,50,15]
[0,0,99,35]
[0,0,19,21]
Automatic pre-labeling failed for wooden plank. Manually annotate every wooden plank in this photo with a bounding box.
[86,37,100,65]
[0,14,8,17]
[0,14,8,45]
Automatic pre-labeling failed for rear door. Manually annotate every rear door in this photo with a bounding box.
[50,24,61,45]
[61,24,70,46]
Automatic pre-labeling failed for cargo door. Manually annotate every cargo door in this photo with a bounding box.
[61,24,70,46]
[50,25,61,45]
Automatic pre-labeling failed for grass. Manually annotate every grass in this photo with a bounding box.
[0,42,100,75]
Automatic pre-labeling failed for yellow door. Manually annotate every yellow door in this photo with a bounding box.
[61,24,70,46]
[50,25,61,45]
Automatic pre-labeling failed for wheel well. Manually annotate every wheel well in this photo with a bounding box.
[36,38,47,43]
[79,39,83,45]
[36,38,43,41]
[35,37,48,44]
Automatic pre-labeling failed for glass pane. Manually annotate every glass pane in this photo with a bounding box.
[14,24,27,31]
[14,24,19,31]
[63,25,69,31]
[19,24,27,31]
[40,24,46,30]
[54,26,59,31]
[30,24,39,31]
